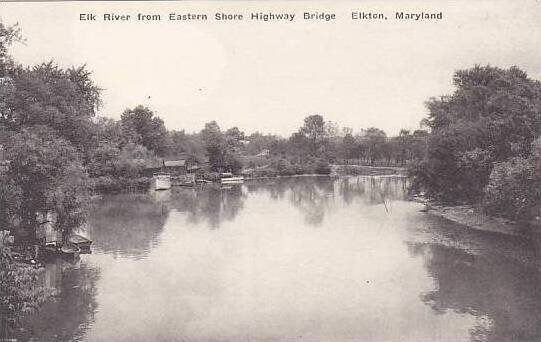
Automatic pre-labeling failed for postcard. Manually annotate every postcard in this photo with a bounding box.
[0,1,539,341]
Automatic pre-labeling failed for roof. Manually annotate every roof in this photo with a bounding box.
[131,159,163,169]
[164,160,186,167]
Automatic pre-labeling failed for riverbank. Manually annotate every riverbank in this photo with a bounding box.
[421,201,538,237]
[331,164,407,176]
[88,165,410,194]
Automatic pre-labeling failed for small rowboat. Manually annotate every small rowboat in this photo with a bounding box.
[69,234,92,250]
[60,243,80,258]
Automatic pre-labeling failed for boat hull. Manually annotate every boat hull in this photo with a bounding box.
[69,234,92,250]
[60,244,80,259]
[154,174,172,190]
[220,176,244,184]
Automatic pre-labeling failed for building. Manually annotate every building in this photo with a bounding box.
[163,160,188,175]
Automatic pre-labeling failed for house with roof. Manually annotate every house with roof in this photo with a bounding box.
[163,160,188,175]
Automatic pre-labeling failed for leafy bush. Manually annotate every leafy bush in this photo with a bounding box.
[0,242,55,336]
[483,156,540,222]
[314,160,331,175]
[412,66,541,203]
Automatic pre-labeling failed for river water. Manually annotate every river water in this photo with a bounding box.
[19,176,541,342]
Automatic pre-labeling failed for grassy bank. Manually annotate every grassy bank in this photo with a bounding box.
[331,164,407,176]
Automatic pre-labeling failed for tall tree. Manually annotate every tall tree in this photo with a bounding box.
[359,127,387,165]
[1,63,101,152]
[414,65,541,202]
[3,127,88,241]
[299,114,328,155]
[201,121,226,172]
[120,105,169,156]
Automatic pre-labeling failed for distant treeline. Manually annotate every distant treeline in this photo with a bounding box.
[1,20,540,245]
[0,22,429,242]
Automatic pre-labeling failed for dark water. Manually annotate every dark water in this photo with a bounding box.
[19,176,541,342]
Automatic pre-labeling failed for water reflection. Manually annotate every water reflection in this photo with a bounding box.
[167,185,246,229]
[244,176,409,226]
[407,238,541,342]
[18,176,541,341]
[336,176,409,206]
[17,258,100,342]
[86,194,169,258]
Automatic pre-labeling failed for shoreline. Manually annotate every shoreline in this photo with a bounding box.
[421,201,538,237]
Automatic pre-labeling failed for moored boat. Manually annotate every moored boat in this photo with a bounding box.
[60,243,80,258]
[220,173,244,184]
[69,234,92,250]
[154,173,172,190]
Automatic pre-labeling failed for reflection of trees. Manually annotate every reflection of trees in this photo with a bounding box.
[246,176,409,226]
[287,178,334,226]
[337,176,408,206]
[168,185,246,229]
[87,194,168,258]
[245,179,289,201]
[246,177,335,226]
[407,242,541,342]
[17,259,100,342]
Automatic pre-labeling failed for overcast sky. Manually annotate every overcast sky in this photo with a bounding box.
[1,1,540,136]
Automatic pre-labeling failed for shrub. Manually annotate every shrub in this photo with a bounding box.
[314,160,331,175]
[483,156,540,222]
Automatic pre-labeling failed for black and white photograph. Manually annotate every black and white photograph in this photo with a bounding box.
[0,1,540,341]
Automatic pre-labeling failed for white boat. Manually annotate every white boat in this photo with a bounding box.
[153,173,172,190]
[220,173,244,184]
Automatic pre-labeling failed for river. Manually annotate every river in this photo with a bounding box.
[19,176,541,342]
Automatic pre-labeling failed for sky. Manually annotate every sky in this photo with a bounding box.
[1,0,540,136]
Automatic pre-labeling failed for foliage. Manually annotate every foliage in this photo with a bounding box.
[201,121,226,171]
[168,130,207,162]
[4,127,88,240]
[0,22,22,77]
[200,121,244,172]
[482,139,541,222]
[120,105,169,156]
[413,65,541,203]
[299,114,328,154]
[1,62,101,151]
[0,242,54,337]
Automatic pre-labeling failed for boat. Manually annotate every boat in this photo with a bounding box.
[60,243,80,258]
[153,173,172,190]
[69,234,92,250]
[220,173,244,184]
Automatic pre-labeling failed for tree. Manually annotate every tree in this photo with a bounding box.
[201,121,226,172]
[358,127,387,165]
[245,132,278,155]
[168,130,207,162]
[120,105,169,156]
[483,138,541,221]
[1,63,101,152]
[0,22,21,77]
[4,127,88,241]
[341,133,357,159]
[225,126,245,151]
[299,115,328,155]
[414,65,541,202]
[1,239,54,338]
